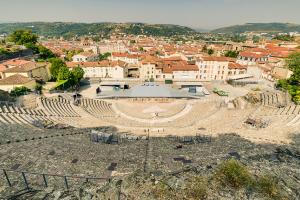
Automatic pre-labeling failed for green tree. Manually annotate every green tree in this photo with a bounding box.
[273,34,294,42]
[37,45,55,60]
[277,52,300,104]
[70,66,85,85]
[8,29,55,61]
[286,52,300,82]
[0,48,9,55]
[99,52,111,61]
[57,66,71,81]
[252,35,260,43]
[208,48,214,55]
[224,50,239,58]
[24,43,39,53]
[49,58,67,80]
[231,35,247,43]
[10,86,31,96]
[64,49,83,61]
[8,30,38,45]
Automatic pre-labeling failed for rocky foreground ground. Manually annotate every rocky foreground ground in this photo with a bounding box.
[0,124,299,199]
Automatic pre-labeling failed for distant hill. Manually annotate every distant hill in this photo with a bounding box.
[211,23,300,34]
[0,22,196,37]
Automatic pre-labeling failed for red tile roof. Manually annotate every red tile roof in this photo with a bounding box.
[0,74,32,85]
[228,62,247,70]
[112,52,139,59]
[239,52,269,59]
[0,64,7,72]
[201,56,235,62]
[2,63,47,73]
[2,59,32,67]
[162,61,198,74]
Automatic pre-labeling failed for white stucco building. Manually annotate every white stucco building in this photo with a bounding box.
[67,61,128,79]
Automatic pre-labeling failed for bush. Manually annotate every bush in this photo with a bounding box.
[256,175,285,199]
[0,47,9,55]
[10,86,31,96]
[215,159,253,189]
[152,181,174,199]
[185,177,208,199]
[224,50,239,58]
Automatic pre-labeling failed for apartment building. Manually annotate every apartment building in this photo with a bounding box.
[67,61,128,79]
[196,57,246,81]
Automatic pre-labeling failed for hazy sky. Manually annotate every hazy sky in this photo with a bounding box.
[1,0,300,29]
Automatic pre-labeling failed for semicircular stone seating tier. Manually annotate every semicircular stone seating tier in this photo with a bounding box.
[37,97,80,118]
[78,98,117,118]
[78,98,221,128]
[253,101,300,127]
[0,104,52,126]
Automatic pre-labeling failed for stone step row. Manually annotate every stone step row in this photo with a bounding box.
[80,98,115,117]
[0,105,47,117]
[0,112,52,126]
[40,97,80,118]
[260,93,284,106]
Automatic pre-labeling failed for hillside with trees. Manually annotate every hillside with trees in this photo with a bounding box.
[212,23,300,34]
[0,22,196,38]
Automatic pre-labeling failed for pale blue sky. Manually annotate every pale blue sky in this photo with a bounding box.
[0,0,299,29]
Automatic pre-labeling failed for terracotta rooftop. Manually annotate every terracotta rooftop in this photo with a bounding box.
[239,52,269,59]
[2,62,47,73]
[0,74,32,85]
[2,59,32,67]
[162,61,198,74]
[112,52,139,59]
[0,64,7,72]
[228,62,247,70]
[201,56,235,62]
